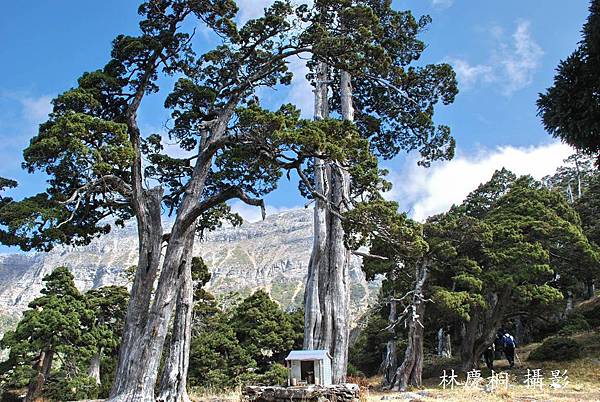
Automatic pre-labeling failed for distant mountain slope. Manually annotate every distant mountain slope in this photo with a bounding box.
[0,209,378,337]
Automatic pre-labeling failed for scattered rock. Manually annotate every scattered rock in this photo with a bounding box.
[395,392,423,400]
[243,384,360,402]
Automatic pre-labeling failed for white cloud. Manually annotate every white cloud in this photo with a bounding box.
[498,21,544,95]
[20,95,52,123]
[229,200,302,223]
[0,93,52,175]
[446,58,494,89]
[287,55,314,118]
[431,0,453,9]
[385,141,574,222]
[446,21,543,95]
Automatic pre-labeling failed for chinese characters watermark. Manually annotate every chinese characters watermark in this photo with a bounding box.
[439,369,568,392]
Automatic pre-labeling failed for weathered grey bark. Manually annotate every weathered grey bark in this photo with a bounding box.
[104,10,274,397]
[108,135,218,401]
[459,316,479,371]
[565,290,574,313]
[89,350,102,385]
[437,328,452,358]
[325,163,351,384]
[110,47,168,399]
[25,349,54,402]
[459,288,512,371]
[514,316,531,346]
[382,300,397,387]
[109,227,194,401]
[393,261,428,391]
[158,234,195,402]
[110,188,164,399]
[304,65,352,384]
[328,69,353,384]
[304,60,329,351]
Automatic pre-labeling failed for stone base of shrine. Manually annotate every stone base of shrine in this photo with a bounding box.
[242,383,360,402]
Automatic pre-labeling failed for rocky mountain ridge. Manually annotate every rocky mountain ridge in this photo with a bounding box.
[0,209,378,335]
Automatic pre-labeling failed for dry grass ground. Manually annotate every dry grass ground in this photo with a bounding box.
[360,331,600,402]
[189,387,242,402]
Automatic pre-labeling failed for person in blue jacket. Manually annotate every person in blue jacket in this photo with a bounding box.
[502,331,517,368]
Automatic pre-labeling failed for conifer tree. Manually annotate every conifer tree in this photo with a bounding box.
[574,173,600,298]
[84,286,129,387]
[0,268,89,401]
[0,1,378,399]
[453,174,598,369]
[301,0,457,382]
[538,0,600,162]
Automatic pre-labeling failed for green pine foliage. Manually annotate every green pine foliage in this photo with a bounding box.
[529,336,583,362]
[188,286,303,390]
[0,268,128,401]
[537,0,600,161]
[576,172,600,249]
[348,165,600,373]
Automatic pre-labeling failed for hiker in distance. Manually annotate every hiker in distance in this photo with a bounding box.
[502,331,517,368]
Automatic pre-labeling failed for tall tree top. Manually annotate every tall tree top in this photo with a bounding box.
[537,0,600,163]
[0,0,379,252]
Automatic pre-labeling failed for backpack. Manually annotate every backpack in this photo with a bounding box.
[503,334,515,349]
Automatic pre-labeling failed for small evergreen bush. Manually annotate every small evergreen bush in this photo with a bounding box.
[528,336,582,361]
[43,373,99,401]
[559,313,591,335]
[579,301,600,327]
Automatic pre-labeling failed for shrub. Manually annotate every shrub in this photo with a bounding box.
[347,363,365,378]
[528,336,582,361]
[238,363,290,387]
[559,313,591,335]
[43,373,99,401]
[579,301,600,327]
[260,363,289,386]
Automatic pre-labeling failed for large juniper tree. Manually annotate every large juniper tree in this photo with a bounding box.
[450,173,599,370]
[0,1,377,400]
[344,199,428,390]
[301,0,457,382]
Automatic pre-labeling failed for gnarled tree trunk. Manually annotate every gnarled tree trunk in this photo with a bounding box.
[382,300,397,387]
[110,188,164,399]
[158,233,195,402]
[109,226,195,401]
[393,261,429,391]
[437,327,452,358]
[328,69,353,384]
[108,147,214,401]
[460,288,512,371]
[88,350,102,385]
[565,290,574,314]
[324,167,351,383]
[304,61,329,352]
[25,349,54,402]
[459,316,479,371]
[304,65,352,384]
[586,280,596,299]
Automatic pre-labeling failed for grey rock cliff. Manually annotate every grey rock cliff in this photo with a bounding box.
[0,209,378,334]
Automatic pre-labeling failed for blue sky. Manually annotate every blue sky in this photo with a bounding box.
[0,1,590,252]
